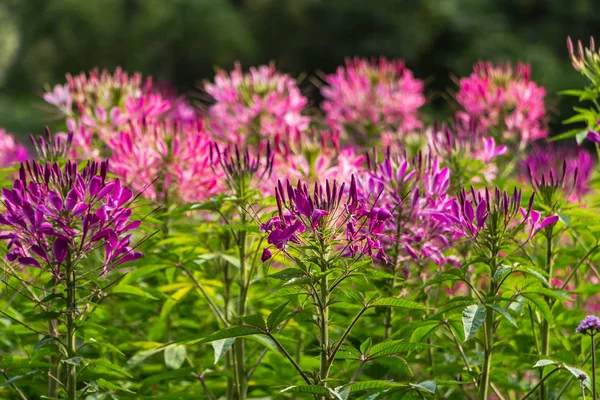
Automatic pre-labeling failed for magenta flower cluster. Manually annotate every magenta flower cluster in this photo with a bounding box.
[0,128,28,169]
[0,160,141,278]
[522,144,593,201]
[205,62,309,145]
[456,62,547,145]
[261,176,391,263]
[321,57,424,139]
[360,152,457,266]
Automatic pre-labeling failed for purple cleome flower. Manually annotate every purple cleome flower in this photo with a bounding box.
[0,160,142,279]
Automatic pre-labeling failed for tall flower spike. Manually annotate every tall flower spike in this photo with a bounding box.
[0,160,142,278]
[321,57,424,145]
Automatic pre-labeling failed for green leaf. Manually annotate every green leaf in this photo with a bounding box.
[187,326,264,345]
[96,378,135,393]
[564,365,591,389]
[90,358,133,378]
[532,359,557,368]
[492,264,514,282]
[112,285,158,300]
[347,380,405,392]
[522,293,552,323]
[369,297,429,310]
[1,371,39,387]
[267,301,290,331]
[360,337,372,354]
[267,268,307,280]
[62,357,82,366]
[242,314,266,330]
[369,341,432,359]
[212,338,234,364]
[164,345,187,369]
[462,305,485,342]
[486,304,517,328]
[280,385,330,395]
[220,254,241,269]
[410,380,436,393]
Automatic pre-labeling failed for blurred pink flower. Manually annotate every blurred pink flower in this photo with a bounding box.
[205,62,309,145]
[108,119,222,204]
[456,62,547,146]
[0,129,29,168]
[321,57,425,144]
[522,144,594,201]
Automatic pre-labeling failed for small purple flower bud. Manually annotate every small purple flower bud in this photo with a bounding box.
[53,238,68,264]
[261,248,272,262]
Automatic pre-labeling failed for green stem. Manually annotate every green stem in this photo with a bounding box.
[479,297,494,399]
[179,264,229,327]
[266,333,311,385]
[521,368,560,400]
[234,228,248,400]
[592,334,597,400]
[3,371,28,400]
[319,262,329,386]
[48,319,60,398]
[540,234,553,400]
[65,266,77,400]
[326,307,368,377]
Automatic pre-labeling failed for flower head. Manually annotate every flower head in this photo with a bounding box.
[575,315,600,335]
[108,119,221,204]
[568,37,600,86]
[0,129,29,168]
[0,160,142,278]
[261,176,390,263]
[523,144,593,203]
[321,57,424,145]
[456,62,547,145]
[205,62,309,145]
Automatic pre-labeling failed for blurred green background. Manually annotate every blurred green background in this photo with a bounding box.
[0,0,599,138]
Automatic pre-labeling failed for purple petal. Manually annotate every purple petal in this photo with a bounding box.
[540,215,559,229]
[65,189,78,212]
[88,176,103,197]
[53,238,69,264]
[18,257,41,268]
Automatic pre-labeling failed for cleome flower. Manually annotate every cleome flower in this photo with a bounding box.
[522,144,593,203]
[321,57,424,145]
[205,62,309,145]
[0,128,29,169]
[0,160,142,278]
[260,176,392,263]
[456,62,547,146]
[108,119,222,205]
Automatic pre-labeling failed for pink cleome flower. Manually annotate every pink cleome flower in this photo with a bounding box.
[108,119,222,204]
[522,144,594,201]
[0,129,28,168]
[456,62,547,145]
[321,57,425,142]
[205,62,309,145]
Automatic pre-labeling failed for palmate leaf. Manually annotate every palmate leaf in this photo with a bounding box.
[164,345,187,369]
[186,325,264,345]
[212,338,234,364]
[410,380,437,394]
[111,284,159,300]
[486,304,518,328]
[369,341,432,359]
[281,385,346,400]
[267,301,290,331]
[369,297,429,310]
[346,380,405,392]
[462,304,485,342]
[522,293,552,323]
